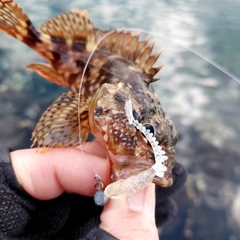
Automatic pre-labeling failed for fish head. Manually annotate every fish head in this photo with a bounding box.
[88,82,178,188]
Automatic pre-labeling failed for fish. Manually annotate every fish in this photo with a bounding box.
[0,0,178,187]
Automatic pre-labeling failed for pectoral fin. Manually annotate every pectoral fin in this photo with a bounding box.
[31,91,90,148]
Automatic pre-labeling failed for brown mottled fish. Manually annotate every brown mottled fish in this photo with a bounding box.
[0,0,178,187]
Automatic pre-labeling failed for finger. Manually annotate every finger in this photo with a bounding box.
[80,141,107,159]
[100,184,159,240]
[11,142,111,200]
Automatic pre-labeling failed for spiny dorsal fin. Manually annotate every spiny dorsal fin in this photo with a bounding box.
[98,28,163,80]
[31,91,90,148]
[39,10,96,49]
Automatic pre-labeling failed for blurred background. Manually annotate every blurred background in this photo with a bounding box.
[0,0,239,239]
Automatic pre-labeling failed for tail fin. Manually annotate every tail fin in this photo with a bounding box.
[0,0,41,47]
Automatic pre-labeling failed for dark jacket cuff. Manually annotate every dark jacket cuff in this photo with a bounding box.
[83,227,119,240]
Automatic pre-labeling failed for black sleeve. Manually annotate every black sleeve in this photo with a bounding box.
[0,147,37,238]
[0,147,186,239]
[155,162,187,226]
[80,228,119,240]
[0,147,118,240]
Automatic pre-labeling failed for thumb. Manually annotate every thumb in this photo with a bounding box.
[100,183,159,240]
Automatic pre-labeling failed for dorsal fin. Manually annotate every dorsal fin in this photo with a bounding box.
[98,29,163,81]
[39,10,96,49]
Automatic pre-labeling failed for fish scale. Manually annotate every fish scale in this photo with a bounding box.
[0,0,178,188]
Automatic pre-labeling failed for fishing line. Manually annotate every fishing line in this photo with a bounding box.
[77,31,115,178]
[123,27,240,84]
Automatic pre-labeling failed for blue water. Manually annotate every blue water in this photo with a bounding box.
[0,0,240,239]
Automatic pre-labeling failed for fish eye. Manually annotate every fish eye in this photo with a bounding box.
[142,123,155,136]
[137,122,156,147]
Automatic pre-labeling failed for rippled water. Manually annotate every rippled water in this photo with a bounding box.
[0,0,239,239]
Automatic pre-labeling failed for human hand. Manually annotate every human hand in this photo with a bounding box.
[10,141,160,240]
[100,184,159,239]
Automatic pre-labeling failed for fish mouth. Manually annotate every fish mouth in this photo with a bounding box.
[113,161,153,180]
[108,152,154,182]
[108,152,173,187]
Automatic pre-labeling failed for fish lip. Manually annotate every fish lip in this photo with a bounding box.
[108,153,154,181]
[153,171,173,187]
